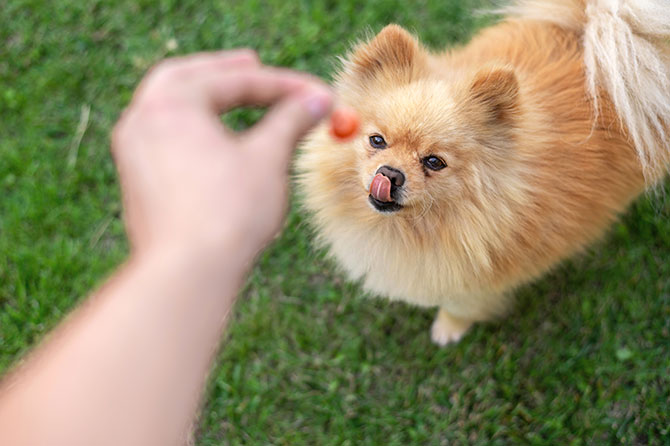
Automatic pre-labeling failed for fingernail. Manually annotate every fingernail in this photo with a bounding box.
[303,91,333,120]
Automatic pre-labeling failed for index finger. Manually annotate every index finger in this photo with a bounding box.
[193,67,331,113]
[133,50,261,104]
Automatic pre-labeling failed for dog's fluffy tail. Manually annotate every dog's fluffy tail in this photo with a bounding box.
[506,0,670,183]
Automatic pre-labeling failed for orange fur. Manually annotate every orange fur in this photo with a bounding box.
[296,7,667,345]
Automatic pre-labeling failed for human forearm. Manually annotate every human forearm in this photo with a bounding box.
[0,245,249,446]
[0,50,332,446]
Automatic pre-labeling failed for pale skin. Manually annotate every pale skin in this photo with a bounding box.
[0,50,333,446]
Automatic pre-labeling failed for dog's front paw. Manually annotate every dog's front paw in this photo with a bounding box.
[430,309,472,346]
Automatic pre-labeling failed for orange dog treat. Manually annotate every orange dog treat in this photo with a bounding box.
[329,107,360,140]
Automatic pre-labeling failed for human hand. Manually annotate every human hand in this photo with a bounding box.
[0,51,333,446]
[112,50,333,262]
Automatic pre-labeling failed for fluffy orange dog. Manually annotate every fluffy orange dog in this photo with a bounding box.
[297,0,670,345]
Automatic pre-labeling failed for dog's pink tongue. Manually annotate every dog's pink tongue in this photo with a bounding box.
[370,173,392,202]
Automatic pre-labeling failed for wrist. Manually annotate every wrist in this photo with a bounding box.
[129,233,258,291]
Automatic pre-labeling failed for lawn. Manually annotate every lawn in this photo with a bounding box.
[1,0,669,444]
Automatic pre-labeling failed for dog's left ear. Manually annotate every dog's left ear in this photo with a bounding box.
[348,24,427,82]
[468,66,520,124]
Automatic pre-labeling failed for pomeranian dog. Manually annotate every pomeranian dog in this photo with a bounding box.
[296,0,670,345]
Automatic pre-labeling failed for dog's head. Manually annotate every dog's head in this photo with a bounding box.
[334,25,522,219]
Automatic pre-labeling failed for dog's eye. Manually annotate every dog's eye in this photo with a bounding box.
[422,156,447,171]
[369,134,387,149]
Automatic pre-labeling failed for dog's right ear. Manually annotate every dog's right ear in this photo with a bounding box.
[459,65,521,150]
[347,25,427,83]
[468,66,520,125]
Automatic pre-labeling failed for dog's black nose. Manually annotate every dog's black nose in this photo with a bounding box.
[376,165,405,188]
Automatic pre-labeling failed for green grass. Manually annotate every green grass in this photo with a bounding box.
[1,1,669,444]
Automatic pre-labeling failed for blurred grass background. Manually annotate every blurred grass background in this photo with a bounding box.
[1,0,669,444]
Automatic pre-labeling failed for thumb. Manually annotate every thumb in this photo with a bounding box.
[246,88,333,168]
